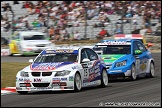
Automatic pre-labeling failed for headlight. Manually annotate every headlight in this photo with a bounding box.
[55,70,71,76]
[116,60,127,67]
[20,71,29,77]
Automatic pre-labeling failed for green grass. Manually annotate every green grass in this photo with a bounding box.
[1,62,29,88]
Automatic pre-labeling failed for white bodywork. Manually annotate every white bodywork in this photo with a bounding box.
[16,47,106,92]
[15,31,55,54]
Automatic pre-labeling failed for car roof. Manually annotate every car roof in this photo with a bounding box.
[114,34,143,39]
[19,31,44,36]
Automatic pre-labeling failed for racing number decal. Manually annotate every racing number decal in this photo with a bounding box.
[84,69,88,77]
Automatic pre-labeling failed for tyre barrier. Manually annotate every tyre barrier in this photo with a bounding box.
[1,49,10,56]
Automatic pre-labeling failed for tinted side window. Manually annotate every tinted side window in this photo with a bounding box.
[133,41,139,53]
[85,49,98,61]
[81,49,88,62]
[136,41,147,52]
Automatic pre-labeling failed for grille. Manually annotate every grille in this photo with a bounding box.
[32,72,41,76]
[42,72,52,76]
[36,44,46,47]
[32,83,50,87]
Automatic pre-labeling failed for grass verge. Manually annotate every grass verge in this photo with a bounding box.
[1,62,29,88]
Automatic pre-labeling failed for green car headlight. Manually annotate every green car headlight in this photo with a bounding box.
[20,71,29,77]
[55,70,71,76]
[116,60,127,67]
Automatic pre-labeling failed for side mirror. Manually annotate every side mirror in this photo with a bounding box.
[82,58,90,63]
[28,59,34,63]
[147,43,153,47]
[134,50,142,55]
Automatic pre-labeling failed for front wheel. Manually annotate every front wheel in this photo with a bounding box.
[131,64,137,80]
[17,91,28,94]
[74,73,82,92]
[99,69,108,87]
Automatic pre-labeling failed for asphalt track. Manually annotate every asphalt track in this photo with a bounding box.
[1,53,161,107]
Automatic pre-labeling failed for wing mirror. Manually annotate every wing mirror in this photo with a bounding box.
[147,43,153,47]
[28,59,34,63]
[82,58,90,63]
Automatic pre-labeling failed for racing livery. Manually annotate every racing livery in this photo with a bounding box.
[16,47,108,94]
[9,31,55,56]
[93,39,155,80]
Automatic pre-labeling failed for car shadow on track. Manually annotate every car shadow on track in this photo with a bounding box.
[18,85,113,95]
[109,76,155,83]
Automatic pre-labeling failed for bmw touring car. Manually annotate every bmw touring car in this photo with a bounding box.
[16,47,108,94]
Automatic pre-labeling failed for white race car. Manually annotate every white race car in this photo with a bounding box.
[9,31,55,56]
[16,47,108,94]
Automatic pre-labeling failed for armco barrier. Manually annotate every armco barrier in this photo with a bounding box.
[1,49,10,56]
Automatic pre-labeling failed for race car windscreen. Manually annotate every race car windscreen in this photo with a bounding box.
[93,45,131,54]
[34,53,78,63]
[23,35,45,40]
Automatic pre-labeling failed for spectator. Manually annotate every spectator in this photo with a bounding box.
[114,25,123,34]
[63,30,70,41]
[96,28,109,39]
[73,31,81,40]
[140,26,148,36]
[48,26,55,39]
[3,21,11,32]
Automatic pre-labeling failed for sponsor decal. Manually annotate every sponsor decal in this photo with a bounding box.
[46,49,74,53]
[69,76,74,81]
[83,81,97,86]
[83,78,88,83]
[30,87,52,90]
[18,78,30,82]
[88,73,96,82]
[16,87,22,90]
[64,86,74,89]
[34,78,42,82]
[31,62,73,70]
[52,78,60,82]
[61,78,67,81]
[140,61,146,71]
[52,82,61,87]
[97,41,131,45]
[72,66,78,70]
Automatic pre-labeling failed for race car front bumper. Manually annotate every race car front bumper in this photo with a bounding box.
[16,76,75,92]
[107,65,132,80]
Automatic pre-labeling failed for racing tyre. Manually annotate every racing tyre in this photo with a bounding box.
[74,72,82,92]
[17,91,28,94]
[131,64,137,81]
[146,62,155,78]
[99,69,108,88]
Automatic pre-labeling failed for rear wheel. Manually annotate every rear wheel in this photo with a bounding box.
[146,62,155,78]
[74,73,82,92]
[17,91,28,94]
[99,69,108,87]
[131,64,137,80]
